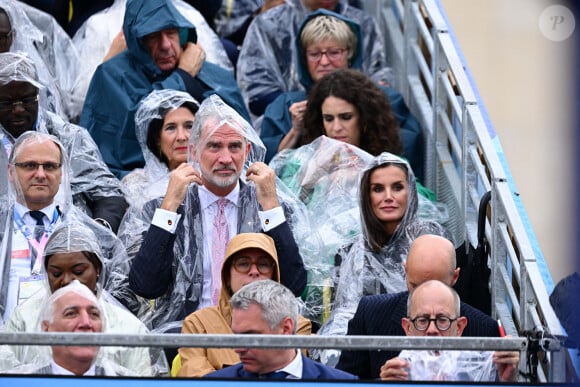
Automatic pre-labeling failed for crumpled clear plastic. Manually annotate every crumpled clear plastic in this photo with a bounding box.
[237,0,392,120]
[270,137,449,326]
[121,89,200,210]
[1,1,82,121]
[117,94,314,331]
[0,51,126,212]
[301,151,452,365]
[0,134,168,376]
[2,280,153,376]
[214,0,262,40]
[72,0,233,117]
[399,350,496,382]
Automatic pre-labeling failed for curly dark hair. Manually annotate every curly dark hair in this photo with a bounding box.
[301,69,402,156]
[146,101,199,166]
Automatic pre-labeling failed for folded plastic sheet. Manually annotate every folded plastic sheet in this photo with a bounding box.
[399,350,496,382]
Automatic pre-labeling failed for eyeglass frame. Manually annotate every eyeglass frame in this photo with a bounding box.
[13,161,62,172]
[231,256,275,275]
[0,29,14,45]
[305,47,347,63]
[0,94,39,111]
[407,315,457,331]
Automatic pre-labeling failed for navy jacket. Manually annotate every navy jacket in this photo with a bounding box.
[336,291,500,380]
[206,354,358,380]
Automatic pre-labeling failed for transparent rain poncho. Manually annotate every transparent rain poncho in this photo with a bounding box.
[3,220,169,376]
[399,350,497,382]
[236,0,391,119]
[121,89,200,209]
[117,94,313,332]
[214,0,262,40]
[1,1,82,120]
[270,137,449,324]
[0,133,73,318]
[0,51,126,225]
[72,0,233,112]
[311,152,452,366]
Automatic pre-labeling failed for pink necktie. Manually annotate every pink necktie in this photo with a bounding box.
[211,198,229,304]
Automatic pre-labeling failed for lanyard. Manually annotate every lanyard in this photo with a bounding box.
[13,207,60,275]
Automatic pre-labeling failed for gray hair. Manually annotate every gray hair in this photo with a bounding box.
[300,14,357,62]
[230,280,298,333]
[41,280,104,327]
[407,280,461,317]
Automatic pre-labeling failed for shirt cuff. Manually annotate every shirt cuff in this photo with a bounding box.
[258,206,285,232]
[151,208,181,234]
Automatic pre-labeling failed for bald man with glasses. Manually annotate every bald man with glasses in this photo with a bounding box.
[381,280,519,382]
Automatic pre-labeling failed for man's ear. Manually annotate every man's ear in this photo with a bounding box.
[245,141,251,160]
[451,267,460,286]
[280,316,294,335]
[401,317,412,336]
[41,320,49,332]
[456,316,468,335]
[7,165,13,183]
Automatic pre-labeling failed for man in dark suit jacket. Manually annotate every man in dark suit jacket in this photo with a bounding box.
[336,234,500,379]
[126,95,307,330]
[206,280,357,380]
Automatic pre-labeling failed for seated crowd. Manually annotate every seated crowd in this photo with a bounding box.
[0,0,516,381]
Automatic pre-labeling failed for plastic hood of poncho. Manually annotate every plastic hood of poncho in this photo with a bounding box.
[188,94,266,172]
[72,0,233,110]
[123,89,200,208]
[42,221,109,298]
[311,152,452,366]
[295,9,363,91]
[119,96,313,331]
[361,153,418,247]
[0,51,43,90]
[1,1,82,120]
[6,132,72,214]
[399,350,497,382]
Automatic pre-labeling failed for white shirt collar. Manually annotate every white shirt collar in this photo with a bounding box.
[14,202,57,222]
[277,350,302,379]
[199,181,240,211]
[50,360,96,376]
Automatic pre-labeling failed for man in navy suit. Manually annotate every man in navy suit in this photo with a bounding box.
[336,234,500,379]
[206,280,357,380]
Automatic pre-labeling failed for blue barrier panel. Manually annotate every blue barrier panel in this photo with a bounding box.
[0,375,565,386]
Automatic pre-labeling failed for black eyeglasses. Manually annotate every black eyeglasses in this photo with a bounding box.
[232,257,275,275]
[13,162,62,172]
[0,30,14,45]
[0,94,39,111]
[409,315,457,331]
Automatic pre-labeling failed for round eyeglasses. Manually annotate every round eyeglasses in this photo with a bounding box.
[232,257,275,275]
[409,315,457,331]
